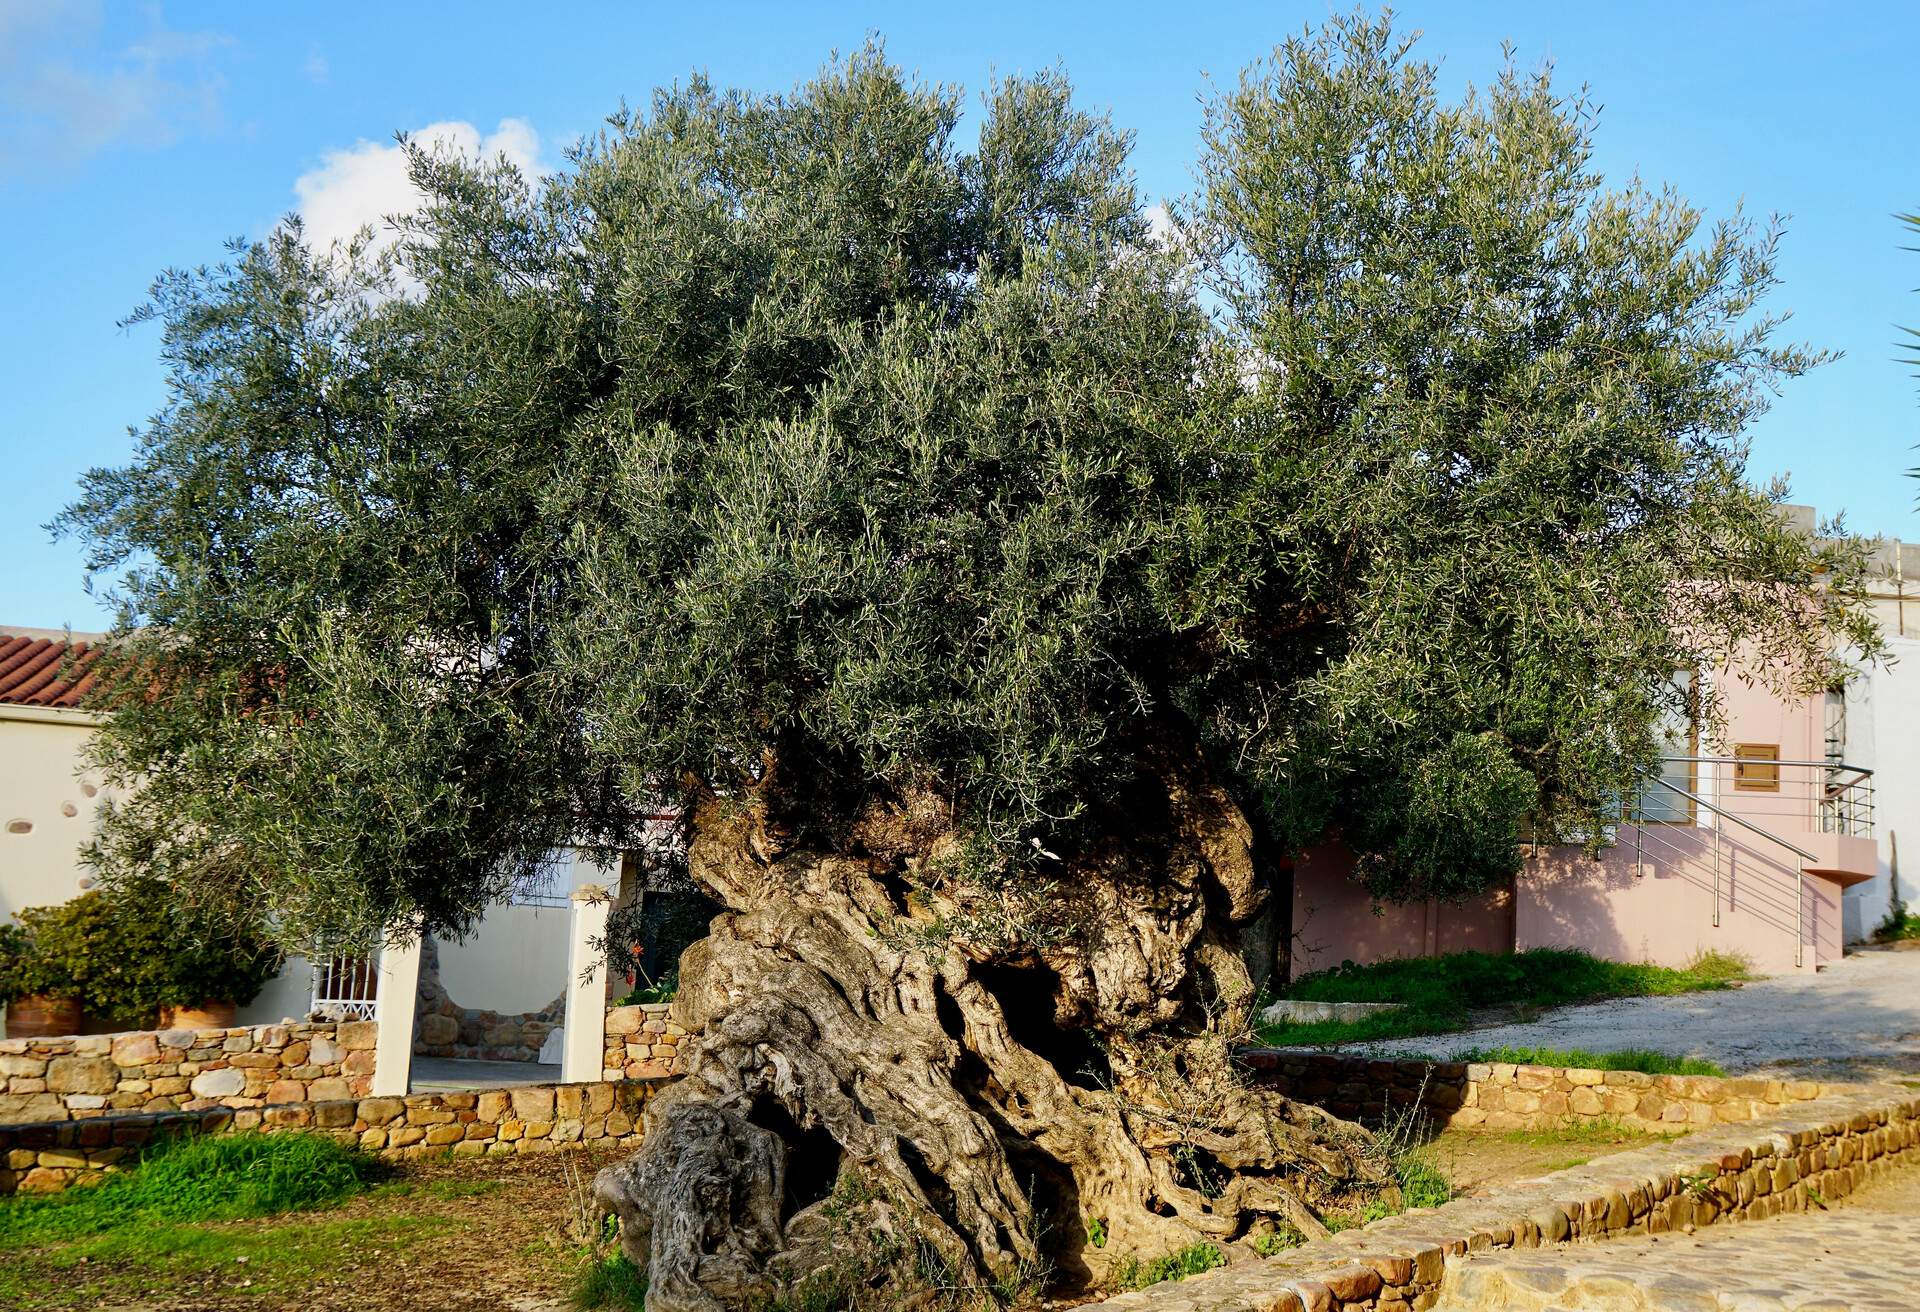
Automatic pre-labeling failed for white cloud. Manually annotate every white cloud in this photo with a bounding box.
[291,118,543,257]
[0,1,232,173]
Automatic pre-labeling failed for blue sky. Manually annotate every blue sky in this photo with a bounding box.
[2,1,1916,630]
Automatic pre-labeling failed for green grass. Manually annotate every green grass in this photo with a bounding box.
[1443,1045,1725,1077]
[573,1252,648,1310]
[1113,1242,1225,1289]
[1256,948,1751,1047]
[0,1131,378,1248]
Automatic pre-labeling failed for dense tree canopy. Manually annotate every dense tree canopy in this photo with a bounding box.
[65,18,1870,941]
[57,15,1881,1305]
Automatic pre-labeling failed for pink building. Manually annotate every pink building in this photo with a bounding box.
[1288,668,1878,979]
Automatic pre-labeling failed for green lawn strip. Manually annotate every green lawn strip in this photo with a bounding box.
[1255,948,1750,1047]
[0,1213,452,1308]
[1443,1045,1725,1077]
[0,1131,377,1249]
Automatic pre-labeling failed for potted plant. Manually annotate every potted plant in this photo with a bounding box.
[89,881,282,1030]
[2,888,281,1035]
[0,915,86,1038]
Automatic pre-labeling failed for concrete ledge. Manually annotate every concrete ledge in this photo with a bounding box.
[1080,1083,1920,1311]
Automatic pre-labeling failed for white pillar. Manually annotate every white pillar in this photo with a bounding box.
[563,883,612,1084]
[371,929,424,1097]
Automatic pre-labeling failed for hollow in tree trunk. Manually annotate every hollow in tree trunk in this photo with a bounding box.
[594,736,1388,1310]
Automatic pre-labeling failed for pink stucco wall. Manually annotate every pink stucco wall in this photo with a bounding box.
[1289,845,1514,978]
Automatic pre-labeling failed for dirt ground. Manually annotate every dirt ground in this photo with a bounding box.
[1415,1121,1682,1199]
[1,1147,625,1312]
[1,1122,1692,1312]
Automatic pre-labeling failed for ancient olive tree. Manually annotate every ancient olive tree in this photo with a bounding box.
[61,16,1876,1308]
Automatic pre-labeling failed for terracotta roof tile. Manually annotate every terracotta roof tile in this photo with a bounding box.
[0,635,102,709]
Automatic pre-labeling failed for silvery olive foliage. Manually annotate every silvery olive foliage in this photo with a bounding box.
[59,16,1877,949]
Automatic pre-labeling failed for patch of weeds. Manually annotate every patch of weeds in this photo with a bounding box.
[1112,1242,1224,1290]
[573,1252,648,1311]
[1393,1152,1452,1210]
[1249,1225,1304,1257]
[1445,1045,1724,1077]
[0,1131,377,1249]
[1085,1216,1107,1249]
[1874,910,1920,943]
[1255,948,1753,1047]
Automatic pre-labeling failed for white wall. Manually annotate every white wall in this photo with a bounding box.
[0,708,110,923]
[0,708,113,1038]
[237,955,319,1026]
[433,903,573,1015]
[1847,634,1920,941]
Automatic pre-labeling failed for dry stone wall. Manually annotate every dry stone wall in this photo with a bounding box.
[603,1002,688,1079]
[0,1078,667,1194]
[1085,1083,1920,1312]
[1241,1050,1840,1133]
[0,1021,373,1124]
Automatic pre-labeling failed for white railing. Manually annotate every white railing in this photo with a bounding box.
[310,953,381,1020]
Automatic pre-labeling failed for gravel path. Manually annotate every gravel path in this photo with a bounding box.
[1349,946,1920,1080]
[1436,1164,1920,1310]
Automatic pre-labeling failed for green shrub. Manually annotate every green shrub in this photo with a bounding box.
[0,1132,376,1248]
[0,887,281,1029]
[0,919,80,1003]
[1393,1152,1452,1210]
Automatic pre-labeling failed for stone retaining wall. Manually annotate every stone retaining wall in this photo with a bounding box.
[1084,1082,1920,1312]
[0,1021,372,1125]
[0,1077,669,1194]
[1241,1049,1842,1133]
[603,1002,689,1080]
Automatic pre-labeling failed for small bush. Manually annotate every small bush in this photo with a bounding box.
[0,1132,375,1247]
[1874,910,1920,943]
[1393,1152,1452,1210]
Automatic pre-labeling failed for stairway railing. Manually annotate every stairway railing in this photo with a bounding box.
[1628,770,1829,969]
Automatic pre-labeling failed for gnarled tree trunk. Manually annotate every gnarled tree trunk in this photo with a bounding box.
[594,736,1387,1310]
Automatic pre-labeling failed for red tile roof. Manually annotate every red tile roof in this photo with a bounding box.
[0,634,103,709]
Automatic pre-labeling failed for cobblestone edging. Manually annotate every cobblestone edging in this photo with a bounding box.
[0,1021,372,1125]
[0,1077,672,1194]
[1083,1083,1920,1312]
[603,1002,689,1080]
[1241,1050,1842,1133]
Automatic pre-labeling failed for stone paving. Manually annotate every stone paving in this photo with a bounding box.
[1434,1166,1920,1310]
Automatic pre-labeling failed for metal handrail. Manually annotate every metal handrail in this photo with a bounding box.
[1654,755,1875,839]
[1639,775,1812,967]
[1645,777,1816,863]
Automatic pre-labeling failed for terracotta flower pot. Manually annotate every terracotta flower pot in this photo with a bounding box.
[160,1000,237,1030]
[5,993,83,1038]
